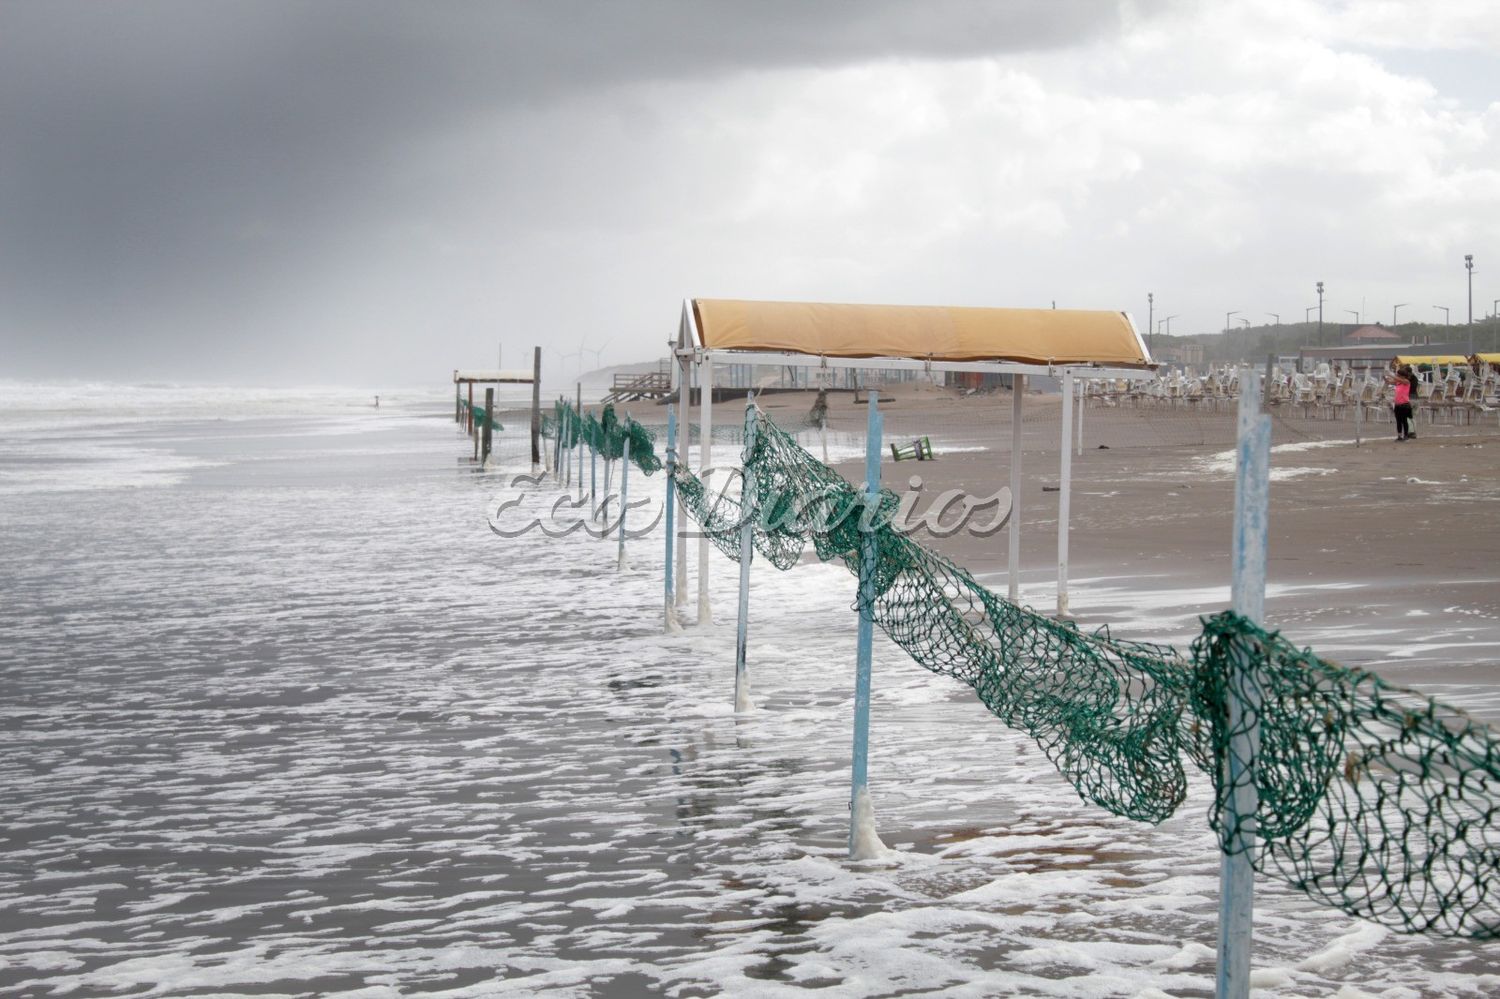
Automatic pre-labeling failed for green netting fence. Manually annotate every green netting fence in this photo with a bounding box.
[547,401,663,476]
[673,407,1500,940]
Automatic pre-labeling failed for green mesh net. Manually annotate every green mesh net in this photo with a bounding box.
[1192,612,1500,937]
[543,401,583,450]
[672,407,1500,939]
[623,419,662,474]
[553,402,662,476]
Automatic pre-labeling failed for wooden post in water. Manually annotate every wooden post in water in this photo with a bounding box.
[455,382,461,424]
[481,388,494,465]
[530,346,542,470]
[733,396,757,711]
[467,383,474,437]
[849,389,884,859]
[1215,367,1271,999]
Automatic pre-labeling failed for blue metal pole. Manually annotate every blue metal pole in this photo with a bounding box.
[1216,367,1271,998]
[617,419,632,570]
[665,404,678,631]
[563,404,573,487]
[850,390,883,858]
[733,397,757,711]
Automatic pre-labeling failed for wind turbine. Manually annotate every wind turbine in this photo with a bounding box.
[577,335,612,378]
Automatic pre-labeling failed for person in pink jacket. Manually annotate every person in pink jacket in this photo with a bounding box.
[1385,364,1418,441]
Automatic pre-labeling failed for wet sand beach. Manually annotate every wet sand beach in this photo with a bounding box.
[3,385,1500,996]
[765,384,1500,691]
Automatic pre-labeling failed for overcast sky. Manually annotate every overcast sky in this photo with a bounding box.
[2,0,1497,386]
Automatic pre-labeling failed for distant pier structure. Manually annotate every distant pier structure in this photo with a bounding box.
[604,363,673,404]
[454,348,542,466]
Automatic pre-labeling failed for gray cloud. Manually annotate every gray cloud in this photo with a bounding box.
[0,0,1164,381]
[2,0,1492,386]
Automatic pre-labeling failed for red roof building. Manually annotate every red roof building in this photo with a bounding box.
[1344,324,1402,344]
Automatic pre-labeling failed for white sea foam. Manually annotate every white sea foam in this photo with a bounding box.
[3,392,1497,998]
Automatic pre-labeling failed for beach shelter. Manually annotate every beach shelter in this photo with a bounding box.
[669,298,1157,624]
[1394,355,1472,367]
[454,364,542,465]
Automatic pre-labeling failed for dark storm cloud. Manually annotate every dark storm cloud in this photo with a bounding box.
[0,0,1154,380]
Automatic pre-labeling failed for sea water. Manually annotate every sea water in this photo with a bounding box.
[2,383,1496,997]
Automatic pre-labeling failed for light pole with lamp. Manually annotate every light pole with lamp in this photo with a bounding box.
[1393,303,1406,327]
[1304,306,1316,323]
[1158,315,1178,340]
[1266,313,1279,326]
[1466,254,1475,354]
[1147,292,1154,351]
[1316,281,1325,346]
[1226,310,1240,335]
[1435,305,1449,325]
[1237,318,1251,328]
[1345,309,1360,326]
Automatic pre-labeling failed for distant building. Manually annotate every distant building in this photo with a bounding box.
[1299,341,1472,373]
[1344,324,1401,345]
[1153,343,1204,367]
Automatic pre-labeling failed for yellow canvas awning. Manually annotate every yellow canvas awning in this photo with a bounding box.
[691,299,1150,367]
[1475,353,1500,364]
[1394,355,1471,366]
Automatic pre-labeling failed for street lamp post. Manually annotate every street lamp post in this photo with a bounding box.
[1466,254,1475,354]
[1237,318,1251,328]
[1304,306,1316,323]
[1266,313,1279,325]
[1226,310,1240,335]
[1393,303,1406,327]
[1148,292,1154,351]
[1159,314,1178,338]
[1316,281,1325,346]
[1435,305,1449,325]
[1345,309,1360,326]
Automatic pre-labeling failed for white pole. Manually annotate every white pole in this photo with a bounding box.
[558,399,567,478]
[1008,374,1025,603]
[733,396,756,711]
[1076,377,1085,456]
[575,384,585,506]
[676,352,691,609]
[1215,366,1271,999]
[849,389,886,859]
[617,419,632,571]
[1355,387,1363,447]
[698,354,715,624]
[664,405,681,632]
[1058,369,1073,619]
[602,447,613,523]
